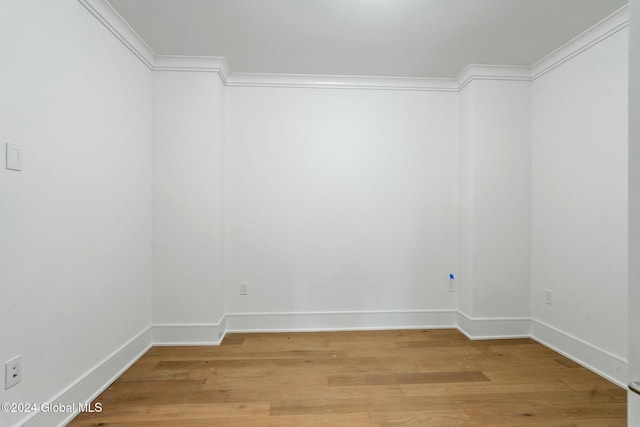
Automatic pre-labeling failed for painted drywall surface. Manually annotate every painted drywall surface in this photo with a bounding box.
[152,71,225,326]
[457,83,476,316]
[0,1,152,425]
[225,87,458,315]
[531,28,628,359]
[469,80,532,318]
[628,0,640,420]
[458,80,532,319]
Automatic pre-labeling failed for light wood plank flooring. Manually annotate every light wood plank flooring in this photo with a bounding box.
[67,329,627,426]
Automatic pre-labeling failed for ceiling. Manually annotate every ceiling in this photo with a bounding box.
[107,0,627,78]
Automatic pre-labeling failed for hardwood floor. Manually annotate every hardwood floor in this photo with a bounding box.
[67,329,627,426]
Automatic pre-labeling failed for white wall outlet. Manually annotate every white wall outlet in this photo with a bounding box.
[448,273,455,292]
[545,289,553,305]
[240,282,249,295]
[5,355,22,390]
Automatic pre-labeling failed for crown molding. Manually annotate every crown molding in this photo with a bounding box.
[153,56,230,73]
[456,65,532,90]
[226,72,458,91]
[149,58,459,91]
[80,0,628,91]
[153,55,232,84]
[77,0,155,69]
[531,5,629,79]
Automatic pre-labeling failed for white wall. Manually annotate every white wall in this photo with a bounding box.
[225,87,458,318]
[152,72,225,333]
[531,28,628,361]
[458,80,532,321]
[0,1,152,426]
[628,0,640,421]
[457,83,476,318]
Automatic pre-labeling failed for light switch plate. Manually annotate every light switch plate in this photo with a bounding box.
[6,142,22,171]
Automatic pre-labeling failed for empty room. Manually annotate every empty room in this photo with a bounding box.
[1,0,640,426]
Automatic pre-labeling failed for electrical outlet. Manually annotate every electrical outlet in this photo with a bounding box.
[240,282,249,295]
[545,289,553,305]
[5,355,22,390]
[448,273,455,292]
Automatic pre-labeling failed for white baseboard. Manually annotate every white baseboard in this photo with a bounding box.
[629,393,640,427]
[530,319,628,388]
[21,327,152,427]
[152,321,226,345]
[456,312,531,339]
[224,309,457,333]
